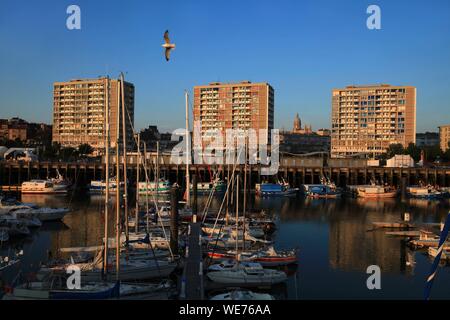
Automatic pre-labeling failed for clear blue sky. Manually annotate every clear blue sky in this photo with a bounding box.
[0,0,449,132]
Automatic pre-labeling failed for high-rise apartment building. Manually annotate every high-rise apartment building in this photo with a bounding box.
[193,81,274,148]
[331,84,416,158]
[439,125,450,152]
[52,77,135,151]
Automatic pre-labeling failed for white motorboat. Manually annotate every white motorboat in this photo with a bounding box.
[89,178,124,194]
[207,263,287,286]
[210,290,275,300]
[21,180,68,194]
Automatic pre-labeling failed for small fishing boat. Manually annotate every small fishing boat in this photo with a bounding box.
[49,171,72,192]
[192,179,226,194]
[210,290,275,300]
[89,178,124,194]
[207,263,287,286]
[302,184,341,199]
[356,185,398,198]
[21,180,68,195]
[138,179,171,194]
[256,182,298,197]
[407,186,443,199]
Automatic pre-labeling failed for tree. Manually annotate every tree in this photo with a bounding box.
[386,143,405,158]
[443,142,450,162]
[39,142,61,160]
[78,143,94,157]
[406,143,421,162]
[59,147,78,161]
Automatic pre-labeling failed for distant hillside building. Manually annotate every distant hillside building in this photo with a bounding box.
[292,113,312,134]
[52,77,134,152]
[0,117,52,146]
[280,113,331,154]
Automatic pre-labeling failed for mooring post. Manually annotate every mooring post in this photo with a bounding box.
[401,176,407,200]
[192,174,198,223]
[170,186,179,255]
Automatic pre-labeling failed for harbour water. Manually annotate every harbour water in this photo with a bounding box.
[1,191,450,300]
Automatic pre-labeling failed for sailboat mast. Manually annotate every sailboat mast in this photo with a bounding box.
[243,137,247,251]
[135,133,140,234]
[115,78,121,280]
[226,163,230,226]
[156,140,159,202]
[120,72,129,243]
[185,91,190,210]
[103,76,110,275]
[144,143,149,232]
[235,174,239,260]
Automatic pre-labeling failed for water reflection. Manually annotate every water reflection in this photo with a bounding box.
[1,191,449,299]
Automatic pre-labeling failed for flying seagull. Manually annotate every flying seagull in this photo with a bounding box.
[162,30,175,61]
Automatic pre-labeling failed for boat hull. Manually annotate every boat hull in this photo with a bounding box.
[207,271,287,286]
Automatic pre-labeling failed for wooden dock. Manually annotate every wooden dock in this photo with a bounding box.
[372,221,414,229]
[0,185,21,191]
[409,239,450,249]
[1,158,450,189]
[180,222,203,300]
[385,230,435,237]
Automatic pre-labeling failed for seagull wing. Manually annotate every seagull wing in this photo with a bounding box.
[165,48,171,61]
[164,30,170,44]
